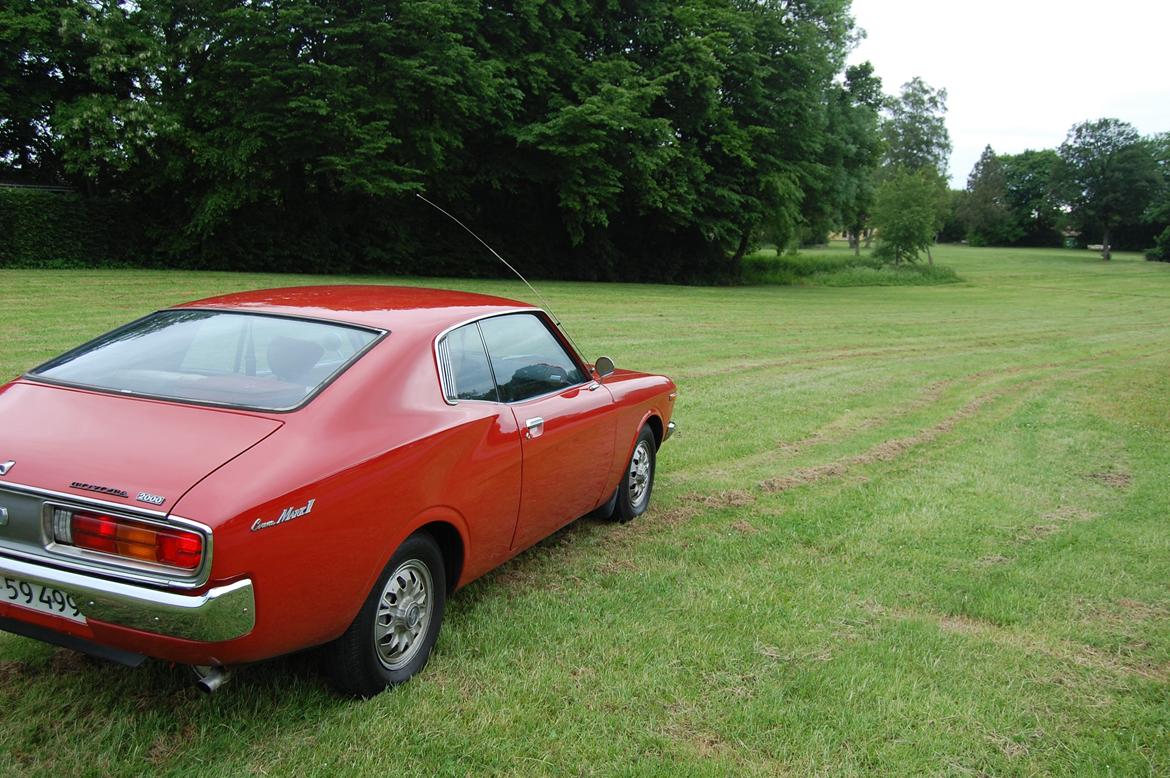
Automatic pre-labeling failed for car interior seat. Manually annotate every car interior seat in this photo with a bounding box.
[267,336,325,384]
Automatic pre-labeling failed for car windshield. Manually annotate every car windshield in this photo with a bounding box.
[28,310,380,411]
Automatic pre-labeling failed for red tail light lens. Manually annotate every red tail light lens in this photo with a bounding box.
[157,530,203,569]
[71,512,118,554]
[56,509,204,571]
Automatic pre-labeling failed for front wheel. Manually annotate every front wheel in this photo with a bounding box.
[325,532,446,697]
[612,425,657,523]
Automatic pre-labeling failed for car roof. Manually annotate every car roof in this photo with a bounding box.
[172,285,537,332]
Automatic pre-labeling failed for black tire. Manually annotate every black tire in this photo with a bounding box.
[612,425,657,523]
[325,532,446,697]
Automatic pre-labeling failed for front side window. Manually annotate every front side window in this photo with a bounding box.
[30,310,380,411]
[438,323,498,402]
[478,314,585,402]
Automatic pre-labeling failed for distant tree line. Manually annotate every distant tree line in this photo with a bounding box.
[2,0,893,281]
[957,121,1170,261]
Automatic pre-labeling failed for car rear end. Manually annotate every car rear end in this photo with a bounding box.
[0,306,382,669]
[0,384,276,668]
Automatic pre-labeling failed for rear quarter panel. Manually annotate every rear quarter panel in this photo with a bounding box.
[168,328,523,662]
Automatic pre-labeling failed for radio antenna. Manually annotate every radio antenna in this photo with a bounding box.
[415,193,586,358]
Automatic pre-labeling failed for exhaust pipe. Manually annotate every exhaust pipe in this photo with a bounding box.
[191,664,231,694]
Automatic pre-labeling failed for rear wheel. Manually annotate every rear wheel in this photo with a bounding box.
[612,425,657,523]
[325,532,446,697]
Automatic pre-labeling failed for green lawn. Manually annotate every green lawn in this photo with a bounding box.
[1,245,1168,775]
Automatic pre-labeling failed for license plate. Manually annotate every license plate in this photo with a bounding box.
[1,576,86,623]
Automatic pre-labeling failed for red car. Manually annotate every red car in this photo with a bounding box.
[0,286,676,696]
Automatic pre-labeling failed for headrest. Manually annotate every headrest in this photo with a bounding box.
[268,336,324,383]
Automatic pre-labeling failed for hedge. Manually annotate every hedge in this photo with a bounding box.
[0,187,124,267]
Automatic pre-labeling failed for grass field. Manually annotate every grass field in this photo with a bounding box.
[1,245,1169,775]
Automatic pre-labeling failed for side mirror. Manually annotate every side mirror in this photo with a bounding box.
[594,356,616,378]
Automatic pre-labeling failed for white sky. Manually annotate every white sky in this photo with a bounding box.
[847,0,1170,186]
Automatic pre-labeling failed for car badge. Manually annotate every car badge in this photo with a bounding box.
[69,481,130,498]
[251,498,316,532]
[0,460,13,476]
[136,492,166,506]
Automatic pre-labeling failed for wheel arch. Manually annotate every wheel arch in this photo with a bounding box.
[643,413,665,450]
[417,520,465,595]
[362,508,470,602]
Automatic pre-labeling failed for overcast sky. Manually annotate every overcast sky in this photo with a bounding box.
[847,0,1170,186]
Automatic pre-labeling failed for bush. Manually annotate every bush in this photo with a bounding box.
[1145,227,1170,262]
[0,188,123,267]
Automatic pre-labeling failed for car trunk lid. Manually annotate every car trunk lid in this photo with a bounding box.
[0,381,282,566]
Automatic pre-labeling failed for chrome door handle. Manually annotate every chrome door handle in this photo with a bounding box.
[524,417,545,439]
[587,382,601,391]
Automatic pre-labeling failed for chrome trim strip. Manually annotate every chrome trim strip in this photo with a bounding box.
[0,554,254,642]
[436,336,456,403]
[665,420,676,441]
[174,306,389,333]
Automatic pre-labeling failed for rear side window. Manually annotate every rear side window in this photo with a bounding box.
[438,323,498,402]
[478,314,585,402]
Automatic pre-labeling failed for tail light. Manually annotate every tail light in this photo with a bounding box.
[51,508,204,571]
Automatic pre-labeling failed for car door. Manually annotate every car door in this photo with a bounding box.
[435,321,524,570]
[477,313,617,550]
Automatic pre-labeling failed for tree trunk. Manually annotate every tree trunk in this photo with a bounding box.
[926,243,934,266]
[851,230,860,257]
[1102,227,1111,260]
[863,229,873,248]
[730,228,752,277]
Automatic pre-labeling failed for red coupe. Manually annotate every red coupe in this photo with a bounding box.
[0,286,676,696]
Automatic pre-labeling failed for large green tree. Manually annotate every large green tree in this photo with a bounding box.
[0,0,64,180]
[1,0,863,281]
[881,77,951,177]
[1000,149,1062,247]
[1144,132,1170,260]
[877,76,951,262]
[959,145,1020,246]
[817,62,884,256]
[1055,118,1160,260]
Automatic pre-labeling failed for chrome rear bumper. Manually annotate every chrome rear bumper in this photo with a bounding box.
[0,555,254,642]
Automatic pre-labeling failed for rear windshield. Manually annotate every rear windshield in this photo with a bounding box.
[29,310,381,411]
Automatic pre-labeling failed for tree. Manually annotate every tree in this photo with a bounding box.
[823,62,884,256]
[1000,149,1062,247]
[871,167,939,264]
[959,145,1020,245]
[1144,132,1170,261]
[1055,119,1160,260]
[878,77,951,262]
[881,77,951,178]
[0,0,863,281]
[0,0,110,184]
[938,188,967,243]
